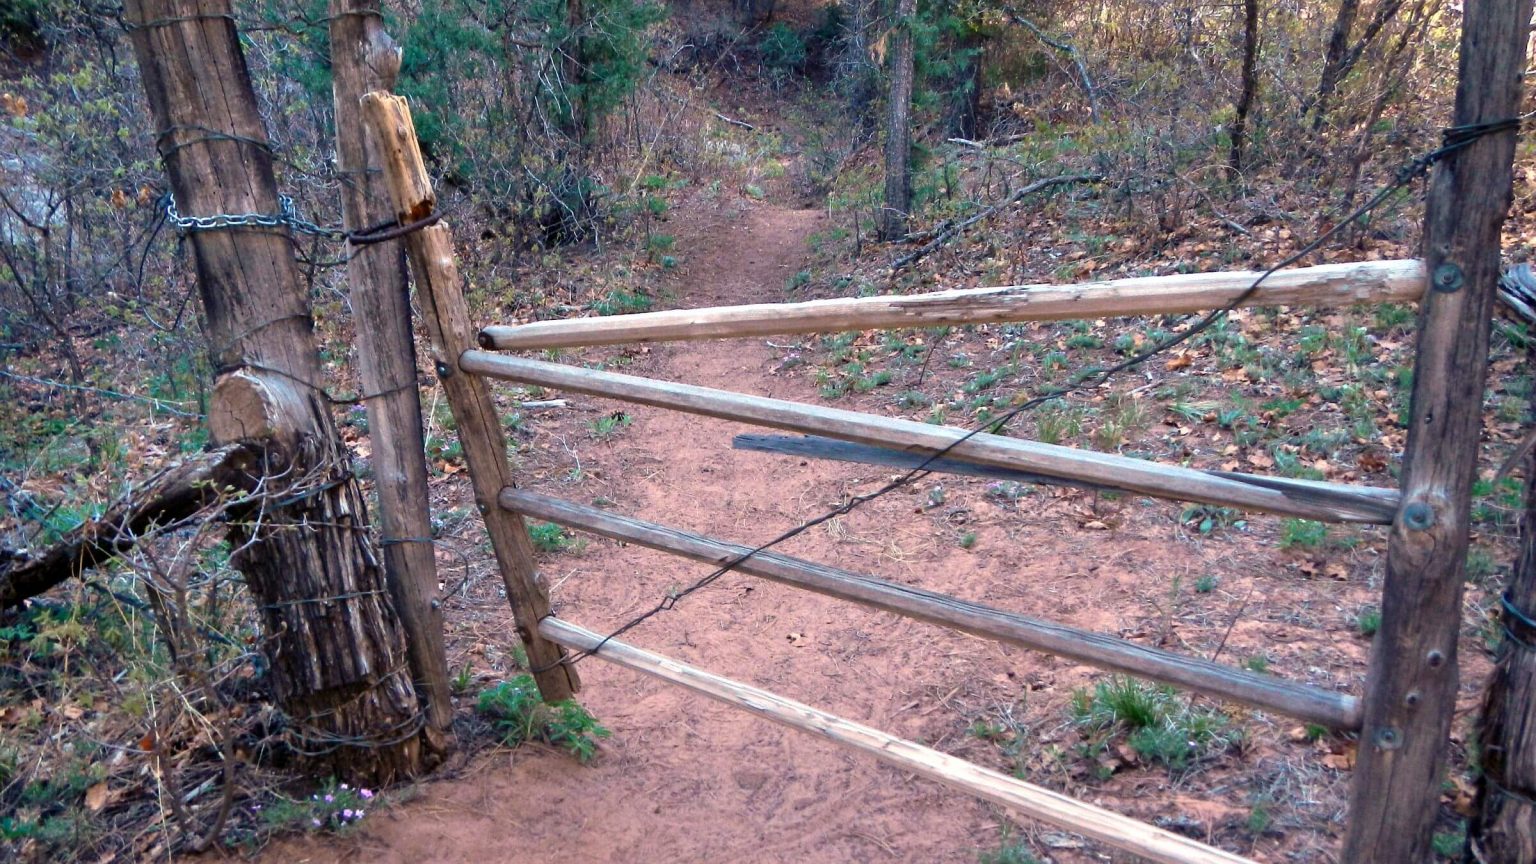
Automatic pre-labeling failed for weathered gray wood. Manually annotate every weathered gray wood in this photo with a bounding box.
[361,92,577,701]
[126,0,426,782]
[504,489,1361,729]
[733,433,1108,491]
[329,0,452,748]
[539,617,1257,864]
[461,353,1400,523]
[1343,2,1533,860]
[477,260,1426,351]
[1468,431,1536,861]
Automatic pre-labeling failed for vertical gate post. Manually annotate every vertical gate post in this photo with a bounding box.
[328,0,454,747]
[360,92,579,701]
[1343,4,1532,861]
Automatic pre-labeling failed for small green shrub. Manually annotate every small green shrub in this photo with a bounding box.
[1280,518,1328,549]
[1071,677,1239,772]
[589,411,633,439]
[759,22,807,69]
[1356,606,1382,637]
[476,675,611,763]
[590,289,653,316]
[528,521,575,553]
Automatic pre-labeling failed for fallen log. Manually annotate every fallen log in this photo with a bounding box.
[0,442,264,608]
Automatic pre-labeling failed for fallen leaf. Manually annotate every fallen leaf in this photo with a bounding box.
[86,782,108,812]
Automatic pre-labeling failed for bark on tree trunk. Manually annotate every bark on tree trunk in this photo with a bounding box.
[1312,0,1361,129]
[879,0,916,242]
[328,0,454,754]
[125,0,429,783]
[1229,0,1259,174]
[1469,343,1536,859]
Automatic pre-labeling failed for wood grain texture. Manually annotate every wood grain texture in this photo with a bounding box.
[478,259,1426,350]
[1469,435,1536,861]
[361,92,577,700]
[126,0,425,782]
[540,617,1257,864]
[462,353,1400,523]
[1343,2,1533,860]
[329,0,452,746]
[503,489,1361,729]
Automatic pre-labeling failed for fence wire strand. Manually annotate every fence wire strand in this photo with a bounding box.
[533,117,1523,673]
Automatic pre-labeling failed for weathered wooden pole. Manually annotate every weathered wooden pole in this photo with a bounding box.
[124,0,429,780]
[1342,3,1531,860]
[328,0,453,752]
[1469,425,1536,860]
[361,92,579,700]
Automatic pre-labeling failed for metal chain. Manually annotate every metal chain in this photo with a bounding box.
[163,192,348,240]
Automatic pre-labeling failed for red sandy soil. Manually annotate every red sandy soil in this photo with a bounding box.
[265,197,1484,864]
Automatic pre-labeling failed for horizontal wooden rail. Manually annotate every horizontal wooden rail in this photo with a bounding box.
[462,354,1399,523]
[479,259,1425,350]
[506,490,1361,729]
[540,617,1257,864]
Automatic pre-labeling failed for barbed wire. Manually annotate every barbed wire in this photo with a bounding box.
[533,115,1526,673]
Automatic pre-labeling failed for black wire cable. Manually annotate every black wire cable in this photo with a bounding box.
[533,118,1518,673]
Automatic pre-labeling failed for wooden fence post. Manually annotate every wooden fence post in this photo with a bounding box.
[125,0,428,781]
[1342,2,1532,860]
[360,92,578,701]
[328,0,453,749]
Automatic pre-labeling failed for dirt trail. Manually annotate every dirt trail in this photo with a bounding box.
[272,202,1028,863]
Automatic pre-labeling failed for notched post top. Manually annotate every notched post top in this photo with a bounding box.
[359,92,435,223]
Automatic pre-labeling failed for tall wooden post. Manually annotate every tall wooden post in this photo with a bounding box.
[1342,3,1531,861]
[362,92,579,701]
[328,0,454,750]
[125,0,428,781]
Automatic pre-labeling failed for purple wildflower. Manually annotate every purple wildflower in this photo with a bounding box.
[359,788,375,800]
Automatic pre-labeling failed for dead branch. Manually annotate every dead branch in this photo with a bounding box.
[0,442,265,608]
[1007,11,1099,119]
[889,173,1101,272]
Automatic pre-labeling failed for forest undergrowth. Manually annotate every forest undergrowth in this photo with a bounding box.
[2,1,1534,860]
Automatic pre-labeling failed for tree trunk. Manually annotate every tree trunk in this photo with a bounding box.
[1468,413,1536,861]
[1341,0,1532,860]
[125,0,428,783]
[879,0,916,242]
[329,0,454,754]
[563,0,589,144]
[1312,0,1361,129]
[1229,0,1259,174]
